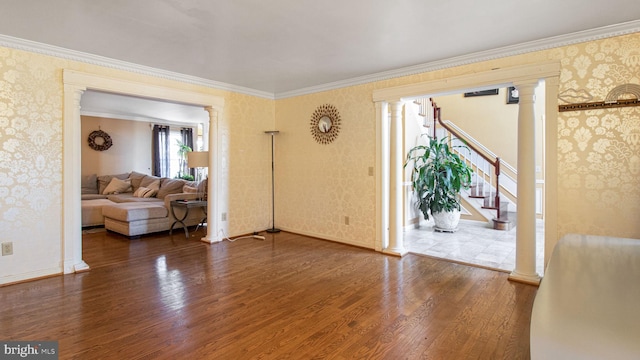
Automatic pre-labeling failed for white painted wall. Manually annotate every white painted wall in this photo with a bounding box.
[81,116,153,177]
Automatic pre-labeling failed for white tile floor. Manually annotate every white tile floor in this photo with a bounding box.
[404,217,545,275]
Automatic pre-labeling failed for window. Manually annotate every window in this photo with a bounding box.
[153,125,195,179]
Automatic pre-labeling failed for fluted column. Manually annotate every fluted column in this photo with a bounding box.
[510,81,541,284]
[375,101,389,251]
[384,101,407,256]
[201,106,221,244]
[63,84,89,273]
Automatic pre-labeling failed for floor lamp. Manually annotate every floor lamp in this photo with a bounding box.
[187,151,209,201]
[265,130,281,233]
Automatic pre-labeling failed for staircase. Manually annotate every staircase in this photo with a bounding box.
[413,98,515,230]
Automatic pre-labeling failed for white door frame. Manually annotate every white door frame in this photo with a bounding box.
[62,70,225,273]
[373,61,560,277]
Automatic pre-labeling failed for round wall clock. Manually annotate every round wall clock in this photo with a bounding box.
[310,104,341,144]
[88,129,113,151]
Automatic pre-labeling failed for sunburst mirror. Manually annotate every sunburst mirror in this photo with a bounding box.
[310,104,341,144]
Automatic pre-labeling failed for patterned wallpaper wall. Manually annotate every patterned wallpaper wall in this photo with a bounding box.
[0,46,274,283]
[276,87,377,248]
[1,31,639,284]
[275,32,640,246]
[0,47,64,278]
[556,35,640,238]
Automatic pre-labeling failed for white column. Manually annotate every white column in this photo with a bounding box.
[375,101,389,252]
[384,101,407,256]
[63,84,89,273]
[510,81,541,284]
[201,106,221,244]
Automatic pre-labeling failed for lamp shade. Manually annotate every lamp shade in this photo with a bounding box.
[187,151,209,168]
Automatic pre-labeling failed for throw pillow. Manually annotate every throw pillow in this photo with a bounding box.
[103,177,132,195]
[147,179,160,191]
[139,175,161,188]
[98,173,130,194]
[133,186,157,198]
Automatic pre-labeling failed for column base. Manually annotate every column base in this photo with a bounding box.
[509,270,541,285]
[382,247,408,257]
[201,236,222,244]
[74,261,90,273]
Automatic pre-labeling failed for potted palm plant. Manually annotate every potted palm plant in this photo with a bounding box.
[404,135,473,232]
[176,140,194,180]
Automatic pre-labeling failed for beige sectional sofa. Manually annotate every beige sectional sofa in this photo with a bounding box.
[81,171,206,237]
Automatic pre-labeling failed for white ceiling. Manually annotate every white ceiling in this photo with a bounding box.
[1,1,639,121]
[2,0,640,95]
[80,91,210,124]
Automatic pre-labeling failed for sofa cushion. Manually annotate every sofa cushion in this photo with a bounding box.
[157,178,186,199]
[107,193,163,203]
[98,173,130,194]
[81,174,98,194]
[102,202,168,222]
[81,198,115,227]
[183,185,198,193]
[128,171,148,191]
[82,194,108,200]
[103,177,133,194]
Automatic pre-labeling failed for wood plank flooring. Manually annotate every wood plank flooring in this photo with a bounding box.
[1,229,537,359]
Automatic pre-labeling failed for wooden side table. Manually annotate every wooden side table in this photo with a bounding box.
[169,200,207,238]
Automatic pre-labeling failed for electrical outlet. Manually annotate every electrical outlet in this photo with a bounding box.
[344,216,349,225]
[221,212,227,221]
[2,242,13,256]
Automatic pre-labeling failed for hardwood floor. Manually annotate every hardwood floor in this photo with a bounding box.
[1,229,537,359]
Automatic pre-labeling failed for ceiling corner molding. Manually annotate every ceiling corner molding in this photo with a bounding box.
[275,20,640,99]
[0,34,275,100]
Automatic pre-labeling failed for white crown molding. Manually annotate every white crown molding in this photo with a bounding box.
[0,34,275,100]
[275,20,640,99]
[1,20,639,100]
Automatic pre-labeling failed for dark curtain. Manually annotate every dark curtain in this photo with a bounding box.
[152,125,170,177]
[181,127,195,177]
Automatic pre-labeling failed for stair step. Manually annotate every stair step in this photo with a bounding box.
[469,183,486,198]
[482,198,509,209]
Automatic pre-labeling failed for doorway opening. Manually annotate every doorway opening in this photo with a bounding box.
[62,70,225,273]
[373,62,560,283]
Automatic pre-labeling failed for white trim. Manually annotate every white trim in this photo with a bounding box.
[277,20,640,99]
[0,34,273,100]
[373,62,561,102]
[62,70,226,273]
[1,267,63,286]
[374,62,560,276]
[1,21,638,99]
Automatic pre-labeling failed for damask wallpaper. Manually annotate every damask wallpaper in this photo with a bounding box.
[556,35,640,238]
[1,31,639,284]
[0,47,64,280]
[274,32,640,248]
[0,47,274,284]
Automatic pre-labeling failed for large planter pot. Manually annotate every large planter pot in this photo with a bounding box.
[432,210,460,232]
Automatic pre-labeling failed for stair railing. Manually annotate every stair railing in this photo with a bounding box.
[430,100,503,218]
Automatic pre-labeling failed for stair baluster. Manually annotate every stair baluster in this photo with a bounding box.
[429,98,510,229]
